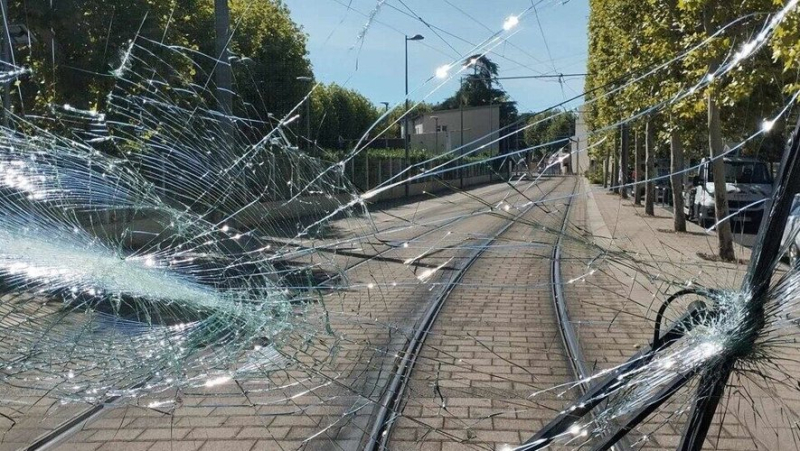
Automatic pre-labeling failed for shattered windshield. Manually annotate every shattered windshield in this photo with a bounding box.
[0,1,799,451]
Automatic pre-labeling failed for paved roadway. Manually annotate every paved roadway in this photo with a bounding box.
[4,176,794,451]
[1,177,577,451]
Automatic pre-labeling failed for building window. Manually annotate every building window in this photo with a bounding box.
[436,125,448,132]
[415,124,424,134]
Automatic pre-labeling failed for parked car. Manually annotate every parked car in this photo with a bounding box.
[684,157,773,228]
[782,194,800,268]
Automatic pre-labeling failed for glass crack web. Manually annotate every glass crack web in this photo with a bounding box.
[0,1,799,450]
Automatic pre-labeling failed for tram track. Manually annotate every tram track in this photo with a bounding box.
[16,178,568,451]
[365,176,571,451]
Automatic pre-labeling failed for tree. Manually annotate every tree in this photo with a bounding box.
[175,0,313,123]
[10,0,182,113]
[437,54,518,127]
[309,83,380,149]
[676,0,782,261]
[9,0,313,131]
[587,0,789,258]
[523,110,576,159]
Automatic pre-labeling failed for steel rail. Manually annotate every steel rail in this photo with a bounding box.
[548,178,631,451]
[365,176,570,451]
[331,180,544,279]
[24,178,561,451]
[549,178,590,380]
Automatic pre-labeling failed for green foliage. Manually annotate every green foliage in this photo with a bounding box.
[10,0,312,124]
[11,0,183,112]
[771,1,800,93]
[523,110,576,156]
[586,0,790,163]
[375,102,434,139]
[436,55,518,126]
[309,83,380,149]
[585,164,605,184]
[173,0,313,119]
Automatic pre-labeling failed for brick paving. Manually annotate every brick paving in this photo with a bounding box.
[5,177,799,451]
[0,180,563,451]
[394,179,577,450]
[562,179,800,450]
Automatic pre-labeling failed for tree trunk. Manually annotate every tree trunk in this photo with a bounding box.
[603,153,610,188]
[670,126,686,232]
[611,152,619,193]
[620,124,630,199]
[634,130,642,205]
[645,119,656,216]
[708,92,735,261]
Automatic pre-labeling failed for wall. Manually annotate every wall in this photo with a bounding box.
[91,168,499,248]
[405,105,501,155]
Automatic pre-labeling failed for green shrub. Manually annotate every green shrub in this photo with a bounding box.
[585,165,604,184]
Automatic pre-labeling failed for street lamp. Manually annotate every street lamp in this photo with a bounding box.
[404,34,424,197]
[380,102,390,149]
[431,116,439,154]
[460,76,466,188]
[296,76,313,151]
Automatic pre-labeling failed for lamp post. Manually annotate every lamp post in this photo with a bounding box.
[404,34,424,197]
[0,0,10,128]
[431,116,439,155]
[460,76,465,188]
[296,76,313,151]
[380,101,390,149]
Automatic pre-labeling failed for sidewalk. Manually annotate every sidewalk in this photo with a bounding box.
[563,178,797,450]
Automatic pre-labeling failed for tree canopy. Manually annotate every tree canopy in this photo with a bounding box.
[436,54,518,126]
[523,110,576,157]
[309,83,380,149]
[9,0,313,124]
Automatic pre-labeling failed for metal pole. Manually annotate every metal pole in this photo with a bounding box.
[678,114,800,450]
[402,35,423,197]
[380,102,390,150]
[460,77,464,189]
[1,0,10,128]
[305,97,311,150]
[620,124,629,199]
[404,36,410,197]
[434,117,439,154]
[296,76,313,151]
[214,0,232,116]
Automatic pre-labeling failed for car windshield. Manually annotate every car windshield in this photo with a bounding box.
[5,2,800,451]
[709,162,772,184]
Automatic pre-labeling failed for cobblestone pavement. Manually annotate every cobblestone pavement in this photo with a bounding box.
[0,179,566,451]
[394,178,577,451]
[5,177,798,451]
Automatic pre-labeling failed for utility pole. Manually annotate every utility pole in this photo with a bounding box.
[432,116,439,154]
[380,101,389,150]
[620,124,629,199]
[460,77,465,189]
[297,76,313,151]
[404,34,424,197]
[1,0,11,128]
[214,0,233,118]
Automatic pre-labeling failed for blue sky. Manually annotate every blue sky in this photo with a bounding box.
[283,0,589,114]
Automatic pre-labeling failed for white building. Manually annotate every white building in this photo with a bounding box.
[401,104,501,155]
